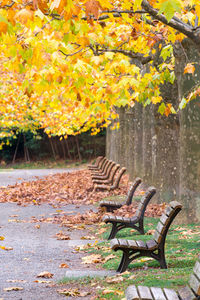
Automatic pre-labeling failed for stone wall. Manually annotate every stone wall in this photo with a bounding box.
[106,43,200,223]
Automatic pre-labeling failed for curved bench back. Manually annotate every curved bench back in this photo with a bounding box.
[125,178,142,206]
[153,201,182,245]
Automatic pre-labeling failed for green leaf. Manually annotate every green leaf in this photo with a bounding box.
[159,0,182,22]
[158,102,166,115]
[160,45,173,61]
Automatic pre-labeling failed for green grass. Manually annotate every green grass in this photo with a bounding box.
[0,159,88,169]
[72,218,200,299]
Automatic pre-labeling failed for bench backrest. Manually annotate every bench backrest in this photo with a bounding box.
[103,160,112,175]
[189,255,200,297]
[100,158,109,173]
[109,164,120,184]
[113,167,126,188]
[94,156,103,167]
[153,201,182,245]
[106,161,116,177]
[97,157,107,170]
[125,178,142,206]
[135,186,156,218]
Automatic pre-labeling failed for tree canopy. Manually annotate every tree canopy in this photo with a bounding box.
[0,0,200,143]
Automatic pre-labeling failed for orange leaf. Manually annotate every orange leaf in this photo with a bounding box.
[85,0,102,19]
[36,271,54,278]
[184,63,195,74]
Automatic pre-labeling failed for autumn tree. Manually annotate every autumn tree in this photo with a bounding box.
[0,0,200,143]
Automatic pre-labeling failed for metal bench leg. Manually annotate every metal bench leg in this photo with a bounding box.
[158,247,167,269]
[108,224,118,240]
[117,251,130,273]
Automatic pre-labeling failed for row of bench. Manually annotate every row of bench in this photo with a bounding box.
[88,157,200,300]
[88,156,126,191]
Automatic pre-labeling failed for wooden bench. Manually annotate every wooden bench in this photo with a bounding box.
[88,156,104,170]
[93,163,120,186]
[99,177,142,212]
[126,255,200,300]
[94,167,126,191]
[110,201,182,273]
[103,186,156,239]
[91,158,109,175]
[92,161,116,182]
[91,160,112,178]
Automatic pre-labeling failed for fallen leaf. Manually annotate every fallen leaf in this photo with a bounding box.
[35,224,40,229]
[57,288,80,296]
[4,287,23,291]
[102,289,115,295]
[7,280,26,283]
[146,229,155,235]
[36,271,53,278]
[59,263,69,268]
[0,236,5,240]
[34,280,52,283]
[104,254,116,262]
[82,254,103,264]
[81,235,96,240]
[106,276,124,283]
[55,232,71,240]
[0,246,13,251]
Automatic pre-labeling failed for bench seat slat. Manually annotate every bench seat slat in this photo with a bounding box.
[138,285,153,299]
[163,288,179,300]
[153,230,162,244]
[189,274,200,296]
[126,285,140,300]
[146,240,157,250]
[160,214,168,225]
[127,240,137,248]
[193,260,200,281]
[136,240,147,248]
[150,287,166,299]
[178,285,197,300]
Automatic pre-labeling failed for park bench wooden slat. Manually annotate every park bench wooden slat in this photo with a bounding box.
[126,285,140,300]
[125,256,200,300]
[163,288,180,300]
[193,260,200,280]
[146,240,158,250]
[150,287,167,299]
[160,214,168,225]
[138,286,153,299]
[88,156,103,169]
[127,240,138,247]
[178,285,197,300]
[91,160,112,178]
[103,187,156,239]
[110,201,182,273]
[189,274,200,296]
[92,161,116,181]
[136,240,146,248]
[94,167,126,191]
[91,158,109,175]
[89,156,106,171]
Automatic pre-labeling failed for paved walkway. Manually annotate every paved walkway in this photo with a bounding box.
[0,168,80,187]
[0,169,113,299]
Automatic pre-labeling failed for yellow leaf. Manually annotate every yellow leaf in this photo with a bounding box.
[4,287,23,291]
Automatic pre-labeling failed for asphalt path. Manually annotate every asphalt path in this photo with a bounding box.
[0,169,99,300]
[0,168,80,187]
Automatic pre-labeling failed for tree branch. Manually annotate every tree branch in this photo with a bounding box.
[0,1,15,9]
[141,0,200,49]
[90,46,153,64]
